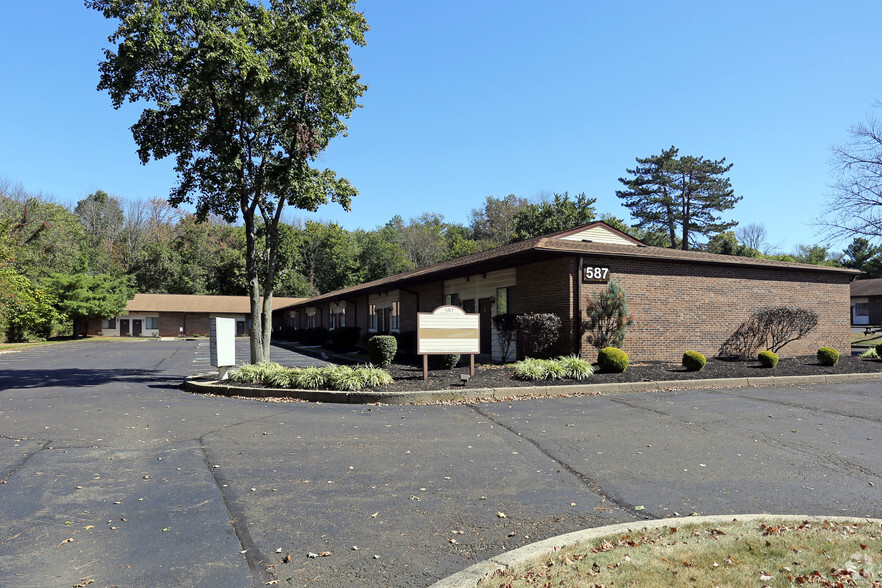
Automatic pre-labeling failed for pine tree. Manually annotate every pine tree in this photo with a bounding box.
[582,280,634,350]
[617,147,742,250]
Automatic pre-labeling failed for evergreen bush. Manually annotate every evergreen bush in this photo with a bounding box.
[434,354,460,370]
[367,335,397,367]
[682,350,706,371]
[515,313,561,358]
[597,347,629,373]
[757,350,779,368]
[330,326,361,347]
[583,280,634,350]
[817,346,839,366]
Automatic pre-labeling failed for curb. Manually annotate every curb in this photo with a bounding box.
[430,514,882,587]
[181,371,882,405]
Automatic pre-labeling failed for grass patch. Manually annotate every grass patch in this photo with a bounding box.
[851,332,882,347]
[482,518,882,588]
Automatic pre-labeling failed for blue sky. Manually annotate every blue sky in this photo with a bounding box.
[2,1,881,252]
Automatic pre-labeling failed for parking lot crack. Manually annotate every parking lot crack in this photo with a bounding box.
[469,403,655,520]
[199,433,275,585]
[0,439,51,484]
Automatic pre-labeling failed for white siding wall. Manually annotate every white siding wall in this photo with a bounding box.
[559,226,638,245]
[443,268,516,361]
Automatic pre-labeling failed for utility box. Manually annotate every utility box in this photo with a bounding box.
[210,317,236,379]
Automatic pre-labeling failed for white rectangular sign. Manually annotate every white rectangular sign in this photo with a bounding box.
[417,306,480,354]
[210,317,236,367]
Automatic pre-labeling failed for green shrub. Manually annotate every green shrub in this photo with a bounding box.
[513,357,549,381]
[367,335,397,367]
[330,326,361,347]
[435,354,460,370]
[304,327,329,345]
[597,347,629,373]
[324,365,364,391]
[875,342,882,359]
[860,347,879,359]
[758,350,779,368]
[291,366,326,389]
[558,355,594,380]
[817,346,839,366]
[543,359,567,380]
[682,350,706,371]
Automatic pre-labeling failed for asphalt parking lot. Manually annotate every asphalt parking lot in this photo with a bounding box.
[1,339,880,587]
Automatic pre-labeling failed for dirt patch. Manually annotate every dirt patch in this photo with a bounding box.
[377,354,882,393]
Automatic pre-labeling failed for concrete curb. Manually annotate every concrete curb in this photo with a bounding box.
[181,371,882,405]
[430,514,882,588]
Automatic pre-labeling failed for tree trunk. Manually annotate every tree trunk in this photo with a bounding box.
[243,208,267,364]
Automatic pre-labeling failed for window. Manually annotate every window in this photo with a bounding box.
[391,301,400,330]
[854,302,870,316]
[496,287,515,314]
[101,318,116,330]
[445,293,462,308]
[330,308,345,329]
[145,317,159,330]
[369,304,377,331]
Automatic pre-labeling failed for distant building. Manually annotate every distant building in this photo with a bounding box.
[850,278,882,325]
[86,293,305,337]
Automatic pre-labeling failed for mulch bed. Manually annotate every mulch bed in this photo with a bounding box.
[376,354,882,393]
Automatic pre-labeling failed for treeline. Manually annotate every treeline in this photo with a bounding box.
[2,177,879,341]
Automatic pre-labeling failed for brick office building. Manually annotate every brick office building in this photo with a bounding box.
[280,223,858,362]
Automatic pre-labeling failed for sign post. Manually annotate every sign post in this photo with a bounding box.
[209,317,236,380]
[417,306,480,381]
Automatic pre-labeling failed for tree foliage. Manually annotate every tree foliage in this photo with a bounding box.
[44,273,135,332]
[617,146,742,250]
[582,280,634,350]
[89,0,368,363]
[515,313,561,359]
[512,192,597,241]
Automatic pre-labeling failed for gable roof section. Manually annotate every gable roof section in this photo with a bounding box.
[294,226,859,307]
[850,278,882,297]
[125,293,306,314]
[550,221,644,245]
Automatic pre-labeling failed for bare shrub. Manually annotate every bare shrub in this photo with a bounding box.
[515,313,561,358]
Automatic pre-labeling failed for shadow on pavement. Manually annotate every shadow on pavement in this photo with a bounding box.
[0,368,166,391]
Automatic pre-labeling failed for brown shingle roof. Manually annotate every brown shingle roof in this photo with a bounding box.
[125,293,306,314]
[850,278,882,297]
[294,234,859,306]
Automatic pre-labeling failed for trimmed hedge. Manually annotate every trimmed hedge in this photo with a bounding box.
[597,347,629,373]
[367,335,397,367]
[330,326,361,348]
[758,350,779,368]
[433,354,461,370]
[817,346,839,366]
[682,351,706,371]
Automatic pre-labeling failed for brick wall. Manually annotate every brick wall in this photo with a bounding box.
[515,257,579,357]
[578,256,852,362]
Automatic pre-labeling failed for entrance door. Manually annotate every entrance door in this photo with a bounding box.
[132,319,142,337]
[236,320,246,336]
[478,297,493,355]
[119,319,130,336]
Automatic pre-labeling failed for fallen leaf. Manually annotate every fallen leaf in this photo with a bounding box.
[319,551,332,557]
[369,512,379,518]
[281,554,292,563]
[634,506,645,511]
[161,527,170,532]
[307,552,318,559]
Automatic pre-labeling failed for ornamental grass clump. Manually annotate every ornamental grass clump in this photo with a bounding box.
[597,347,629,373]
[291,366,326,389]
[681,351,706,371]
[558,355,594,380]
[229,362,282,384]
[513,357,548,381]
[817,346,839,366]
[359,365,394,388]
[758,350,779,368]
[860,347,879,359]
[543,359,567,380]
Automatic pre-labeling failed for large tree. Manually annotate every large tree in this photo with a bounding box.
[818,115,882,241]
[89,0,367,363]
[617,146,742,250]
